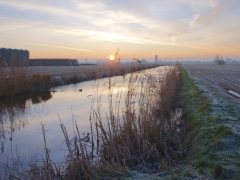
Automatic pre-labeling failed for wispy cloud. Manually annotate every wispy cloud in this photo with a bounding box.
[0,0,240,58]
[184,0,240,27]
[0,0,184,45]
[1,39,92,52]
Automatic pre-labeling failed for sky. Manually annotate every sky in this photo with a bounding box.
[0,0,240,61]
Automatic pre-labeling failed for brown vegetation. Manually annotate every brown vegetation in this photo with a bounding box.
[64,65,187,179]
[30,74,53,90]
[0,63,29,98]
[0,59,30,98]
[94,66,184,168]
[45,65,185,179]
[0,61,53,98]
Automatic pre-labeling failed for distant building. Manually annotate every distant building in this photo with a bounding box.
[30,59,78,66]
[180,61,192,64]
[155,55,158,64]
[0,48,29,66]
[96,59,107,64]
[141,59,147,63]
[232,60,240,64]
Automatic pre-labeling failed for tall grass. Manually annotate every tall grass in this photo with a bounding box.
[92,66,185,170]
[0,58,53,98]
[56,64,186,179]
[0,60,29,98]
[30,74,53,90]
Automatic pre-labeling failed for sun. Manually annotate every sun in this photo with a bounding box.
[109,55,115,61]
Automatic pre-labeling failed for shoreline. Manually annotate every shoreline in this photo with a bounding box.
[180,66,240,179]
[52,64,158,87]
[0,64,160,100]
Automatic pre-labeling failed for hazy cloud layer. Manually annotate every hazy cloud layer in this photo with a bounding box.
[0,0,239,58]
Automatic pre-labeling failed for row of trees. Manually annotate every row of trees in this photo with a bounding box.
[214,55,225,65]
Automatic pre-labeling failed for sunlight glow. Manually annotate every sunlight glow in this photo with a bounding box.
[109,55,115,60]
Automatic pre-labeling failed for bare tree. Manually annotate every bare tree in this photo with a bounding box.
[214,55,225,65]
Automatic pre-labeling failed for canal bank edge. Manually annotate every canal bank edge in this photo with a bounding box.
[0,65,159,99]
[178,66,240,179]
[51,65,157,87]
[125,66,240,179]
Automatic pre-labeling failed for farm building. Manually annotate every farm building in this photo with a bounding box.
[29,59,79,66]
[0,48,29,66]
[0,48,78,66]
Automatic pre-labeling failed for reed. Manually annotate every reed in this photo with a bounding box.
[49,57,185,179]
[0,59,30,98]
[59,63,186,179]
[92,66,185,171]
[30,74,53,90]
[0,57,53,98]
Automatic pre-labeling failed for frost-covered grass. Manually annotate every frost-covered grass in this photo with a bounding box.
[181,66,240,179]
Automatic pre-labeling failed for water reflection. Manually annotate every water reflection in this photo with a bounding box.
[0,80,100,168]
[0,91,53,139]
[0,67,169,172]
[0,91,53,109]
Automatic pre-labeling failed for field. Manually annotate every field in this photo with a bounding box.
[0,63,151,98]
[25,63,145,77]
[183,64,240,96]
[0,63,146,77]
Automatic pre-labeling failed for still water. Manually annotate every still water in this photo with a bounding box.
[0,67,167,169]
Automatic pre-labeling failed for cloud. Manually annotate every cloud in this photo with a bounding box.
[182,0,216,11]
[1,0,239,53]
[0,0,186,46]
[187,0,240,27]
[1,39,92,51]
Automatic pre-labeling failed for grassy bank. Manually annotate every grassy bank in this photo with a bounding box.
[180,67,240,179]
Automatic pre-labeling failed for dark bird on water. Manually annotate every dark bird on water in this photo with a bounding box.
[79,89,82,92]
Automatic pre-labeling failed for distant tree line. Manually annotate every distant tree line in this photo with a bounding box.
[214,55,225,65]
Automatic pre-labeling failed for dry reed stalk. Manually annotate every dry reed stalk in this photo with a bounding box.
[60,123,75,164]
[41,123,56,178]
[30,74,53,90]
[88,64,186,175]
[41,123,50,169]
[0,60,29,98]
[0,54,54,98]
